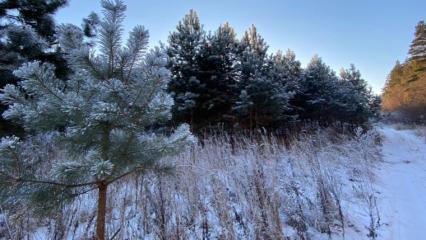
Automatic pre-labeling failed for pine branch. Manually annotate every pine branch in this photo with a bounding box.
[31,71,64,102]
[0,170,97,188]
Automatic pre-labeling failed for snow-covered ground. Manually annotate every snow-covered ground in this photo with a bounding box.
[2,125,426,239]
[376,126,426,239]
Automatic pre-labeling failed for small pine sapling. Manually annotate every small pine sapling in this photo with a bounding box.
[0,1,195,239]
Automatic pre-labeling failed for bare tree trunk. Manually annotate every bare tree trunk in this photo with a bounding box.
[96,182,108,240]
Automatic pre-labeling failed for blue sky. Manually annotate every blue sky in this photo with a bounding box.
[55,0,426,93]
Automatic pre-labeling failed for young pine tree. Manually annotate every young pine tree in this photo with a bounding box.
[0,1,195,239]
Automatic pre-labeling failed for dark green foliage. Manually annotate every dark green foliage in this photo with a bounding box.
[339,64,375,124]
[0,0,69,78]
[167,9,205,126]
[0,0,68,40]
[0,0,69,136]
[296,56,340,122]
[82,12,100,38]
[195,22,240,128]
[233,25,272,128]
[167,11,377,130]
[296,58,375,124]
[237,24,268,86]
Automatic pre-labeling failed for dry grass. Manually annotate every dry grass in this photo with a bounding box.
[0,127,382,240]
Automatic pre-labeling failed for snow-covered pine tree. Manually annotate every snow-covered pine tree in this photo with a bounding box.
[265,50,302,123]
[234,25,271,128]
[339,64,374,123]
[0,1,195,239]
[235,29,304,128]
[236,50,298,127]
[167,9,205,126]
[273,50,302,93]
[297,55,341,122]
[238,24,268,85]
[370,94,382,120]
[408,20,426,61]
[196,22,239,128]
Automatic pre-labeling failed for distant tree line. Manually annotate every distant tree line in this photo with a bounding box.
[0,3,379,137]
[382,21,426,122]
[167,10,379,131]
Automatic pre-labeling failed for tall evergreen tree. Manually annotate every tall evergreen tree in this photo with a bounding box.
[266,50,302,122]
[273,50,302,93]
[382,61,405,111]
[383,20,426,122]
[234,25,271,128]
[408,20,426,61]
[195,22,239,128]
[236,50,302,127]
[339,64,374,123]
[167,9,205,126]
[238,24,268,84]
[0,1,194,239]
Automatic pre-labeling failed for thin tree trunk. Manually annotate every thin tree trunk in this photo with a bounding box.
[249,109,254,138]
[96,182,108,240]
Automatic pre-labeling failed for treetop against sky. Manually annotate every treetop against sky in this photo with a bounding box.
[56,0,426,93]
